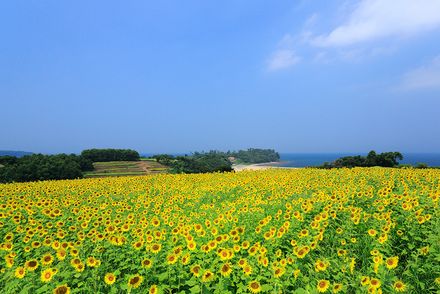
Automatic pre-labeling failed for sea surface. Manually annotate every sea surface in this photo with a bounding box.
[278,153,440,167]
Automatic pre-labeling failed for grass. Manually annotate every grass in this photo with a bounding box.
[140,157,156,161]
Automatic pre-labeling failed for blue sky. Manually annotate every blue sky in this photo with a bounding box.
[1,0,440,154]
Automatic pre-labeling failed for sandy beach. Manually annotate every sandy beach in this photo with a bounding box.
[233,162,294,171]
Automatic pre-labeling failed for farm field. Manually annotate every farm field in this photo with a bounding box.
[0,168,439,293]
[83,160,169,178]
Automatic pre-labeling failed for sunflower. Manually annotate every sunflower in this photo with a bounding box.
[273,266,286,278]
[181,253,191,265]
[166,254,178,265]
[5,255,14,268]
[70,258,81,267]
[86,256,100,267]
[368,229,377,237]
[370,249,379,256]
[127,275,143,289]
[74,262,85,273]
[237,258,247,268]
[332,283,343,293]
[190,265,202,277]
[218,249,231,261]
[31,241,41,249]
[51,241,61,250]
[385,256,398,269]
[151,243,162,254]
[361,276,370,286]
[219,262,232,277]
[298,229,309,238]
[295,247,308,259]
[419,246,429,255]
[132,241,144,250]
[201,270,215,283]
[53,284,70,294]
[243,265,253,276]
[315,259,328,272]
[337,249,347,256]
[187,241,196,251]
[248,246,258,256]
[317,279,330,293]
[56,249,67,261]
[41,268,57,283]
[14,267,26,279]
[248,280,262,293]
[208,240,218,250]
[149,284,159,294]
[393,280,406,292]
[25,259,39,271]
[141,258,153,268]
[370,278,381,289]
[104,273,116,285]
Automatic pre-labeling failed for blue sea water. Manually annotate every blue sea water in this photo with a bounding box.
[278,153,440,167]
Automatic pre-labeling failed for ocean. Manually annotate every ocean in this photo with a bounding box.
[278,153,440,167]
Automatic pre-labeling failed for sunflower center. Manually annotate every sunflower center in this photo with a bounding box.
[130,277,140,284]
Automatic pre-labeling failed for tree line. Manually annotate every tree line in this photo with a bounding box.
[227,148,280,164]
[80,149,140,162]
[0,149,140,183]
[319,151,404,168]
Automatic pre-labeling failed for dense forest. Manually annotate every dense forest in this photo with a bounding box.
[81,149,140,162]
[319,151,403,168]
[0,148,139,183]
[153,151,233,174]
[0,154,93,183]
[226,148,280,163]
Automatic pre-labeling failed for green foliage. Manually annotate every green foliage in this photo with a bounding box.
[320,151,404,168]
[0,154,87,183]
[228,148,280,164]
[0,156,18,165]
[81,148,140,162]
[415,162,429,169]
[155,151,233,174]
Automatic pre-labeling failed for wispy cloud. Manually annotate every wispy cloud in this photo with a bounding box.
[313,0,440,47]
[267,49,301,71]
[266,34,301,71]
[399,55,440,91]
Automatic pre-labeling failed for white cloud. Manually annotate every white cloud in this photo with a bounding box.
[267,49,301,71]
[313,0,440,47]
[400,55,440,91]
[304,13,319,28]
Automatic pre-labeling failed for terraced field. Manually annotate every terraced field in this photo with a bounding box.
[84,160,168,178]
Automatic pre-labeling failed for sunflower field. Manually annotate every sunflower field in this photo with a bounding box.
[0,168,439,293]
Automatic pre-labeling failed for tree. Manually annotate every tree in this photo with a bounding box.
[320,151,403,168]
[81,149,140,162]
